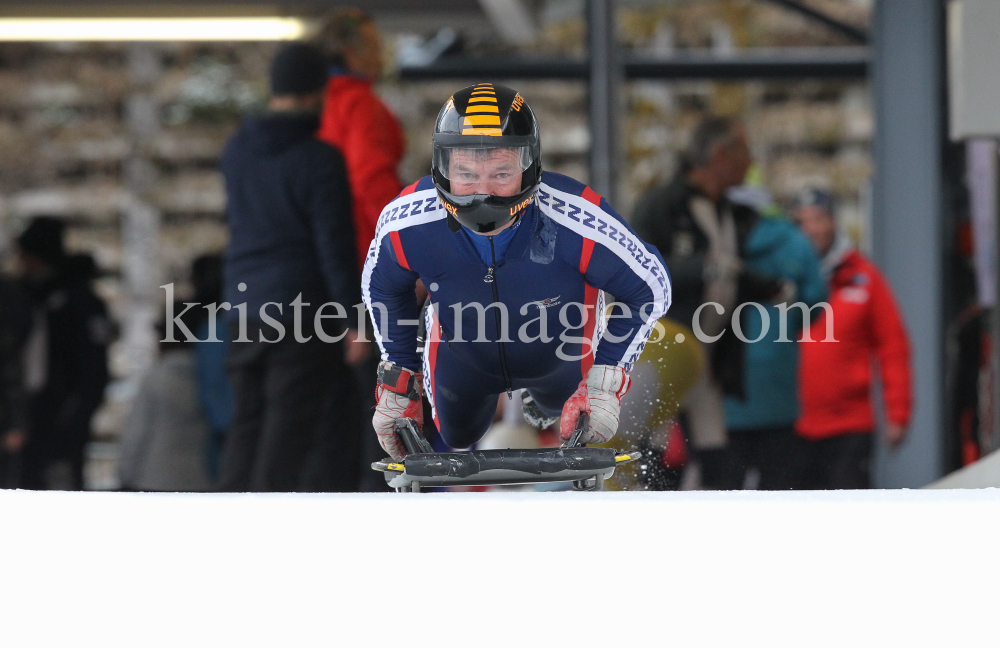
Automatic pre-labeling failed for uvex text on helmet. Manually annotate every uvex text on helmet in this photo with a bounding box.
[431,83,542,234]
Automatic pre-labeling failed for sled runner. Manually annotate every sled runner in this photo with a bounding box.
[372,414,642,492]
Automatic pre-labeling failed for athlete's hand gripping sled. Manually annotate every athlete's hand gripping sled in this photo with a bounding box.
[371,413,641,493]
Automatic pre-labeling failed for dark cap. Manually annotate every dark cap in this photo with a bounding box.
[793,187,835,215]
[17,216,66,265]
[270,42,328,96]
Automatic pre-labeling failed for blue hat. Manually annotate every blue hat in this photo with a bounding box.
[269,43,328,96]
[793,187,835,215]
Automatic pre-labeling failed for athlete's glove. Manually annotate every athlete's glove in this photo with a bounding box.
[559,364,631,444]
[372,361,424,461]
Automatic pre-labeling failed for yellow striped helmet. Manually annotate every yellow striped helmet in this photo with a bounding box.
[431,83,542,234]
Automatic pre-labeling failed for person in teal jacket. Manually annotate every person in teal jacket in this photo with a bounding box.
[721,192,826,490]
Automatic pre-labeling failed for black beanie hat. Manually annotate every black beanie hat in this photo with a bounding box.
[17,216,66,265]
[270,42,328,96]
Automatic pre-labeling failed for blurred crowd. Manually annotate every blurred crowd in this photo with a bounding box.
[0,8,913,493]
[621,116,911,491]
[0,217,111,490]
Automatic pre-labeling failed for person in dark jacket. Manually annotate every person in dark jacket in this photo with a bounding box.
[631,117,787,487]
[0,276,31,489]
[218,43,365,492]
[16,219,111,490]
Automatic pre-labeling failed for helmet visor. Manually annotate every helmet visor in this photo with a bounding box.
[433,146,533,195]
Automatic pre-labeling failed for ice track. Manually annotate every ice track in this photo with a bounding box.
[1,488,998,647]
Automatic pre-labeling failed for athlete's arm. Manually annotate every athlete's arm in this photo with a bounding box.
[558,230,669,444]
[583,237,671,371]
[363,232,422,371]
[364,222,425,460]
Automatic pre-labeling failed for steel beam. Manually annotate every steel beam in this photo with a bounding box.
[398,48,869,80]
[588,0,618,201]
[871,0,944,487]
[626,47,868,79]
[399,57,588,79]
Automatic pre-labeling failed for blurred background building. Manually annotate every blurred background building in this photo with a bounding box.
[0,0,989,489]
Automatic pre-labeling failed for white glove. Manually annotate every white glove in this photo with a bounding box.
[372,361,424,461]
[560,364,631,444]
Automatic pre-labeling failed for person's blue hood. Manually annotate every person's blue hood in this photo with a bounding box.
[240,111,320,156]
[724,211,827,430]
[744,216,799,259]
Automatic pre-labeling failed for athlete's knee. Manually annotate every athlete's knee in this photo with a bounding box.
[438,424,486,450]
[436,401,496,449]
[524,388,564,417]
[430,374,502,448]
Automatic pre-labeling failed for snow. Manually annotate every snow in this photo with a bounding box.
[2,488,998,647]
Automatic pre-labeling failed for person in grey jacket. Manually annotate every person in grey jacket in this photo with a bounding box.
[118,304,212,492]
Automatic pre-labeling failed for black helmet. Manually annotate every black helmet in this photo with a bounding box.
[431,83,542,233]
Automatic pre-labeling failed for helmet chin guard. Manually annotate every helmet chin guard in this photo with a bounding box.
[431,83,542,233]
[433,172,537,234]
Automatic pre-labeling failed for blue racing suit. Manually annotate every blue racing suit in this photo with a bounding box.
[362,172,671,448]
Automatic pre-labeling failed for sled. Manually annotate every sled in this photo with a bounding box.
[372,414,642,492]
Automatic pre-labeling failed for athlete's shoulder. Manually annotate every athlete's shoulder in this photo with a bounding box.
[538,171,626,227]
[535,173,669,285]
[539,171,605,206]
[380,176,439,214]
[374,176,447,238]
[394,175,437,200]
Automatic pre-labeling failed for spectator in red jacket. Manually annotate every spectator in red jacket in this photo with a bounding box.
[314,9,404,490]
[792,188,912,489]
[315,8,405,267]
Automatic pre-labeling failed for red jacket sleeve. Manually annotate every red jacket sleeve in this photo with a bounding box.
[317,80,405,267]
[345,95,403,220]
[869,266,913,426]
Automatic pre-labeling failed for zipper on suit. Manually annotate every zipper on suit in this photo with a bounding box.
[485,236,513,399]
